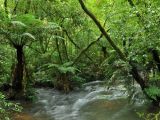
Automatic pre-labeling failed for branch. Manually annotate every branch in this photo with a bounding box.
[72,33,103,65]
[78,0,126,61]
[71,13,109,65]
[63,29,93,62]
[127,0,142,19]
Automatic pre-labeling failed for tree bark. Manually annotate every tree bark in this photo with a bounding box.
[129,62,147,90]
[62,37,69,62]
[12,45,24,94]
[55,38,63,64]
[151,49,160,72]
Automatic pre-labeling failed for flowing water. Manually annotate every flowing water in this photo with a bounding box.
[20,81,149,120]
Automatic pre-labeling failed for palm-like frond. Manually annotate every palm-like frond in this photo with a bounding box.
[20,33,35,45]
[21,33,35,40]
[0,28,9,35]
[11,21,27,27]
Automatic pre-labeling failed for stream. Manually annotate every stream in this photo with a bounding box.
[16,81,150,120]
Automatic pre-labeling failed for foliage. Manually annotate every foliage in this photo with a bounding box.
[0,45,13,85]
[37,62,84,87]
[145,86,160,100]
[47,62,78,74]
[71,75,86,87]
[0,92,22,120]
[137,112,160,120]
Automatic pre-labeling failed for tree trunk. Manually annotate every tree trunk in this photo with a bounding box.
[101,47,108,58]
[55,72,72,93]
[62,38,69,62]
[55,38,63,64]
[151,49,160,72]
[12,45,25,98]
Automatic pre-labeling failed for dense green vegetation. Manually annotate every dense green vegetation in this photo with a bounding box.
[0,0,160,119]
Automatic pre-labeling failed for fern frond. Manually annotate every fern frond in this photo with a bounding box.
[11,21,27,27]
[21,33,35,40]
